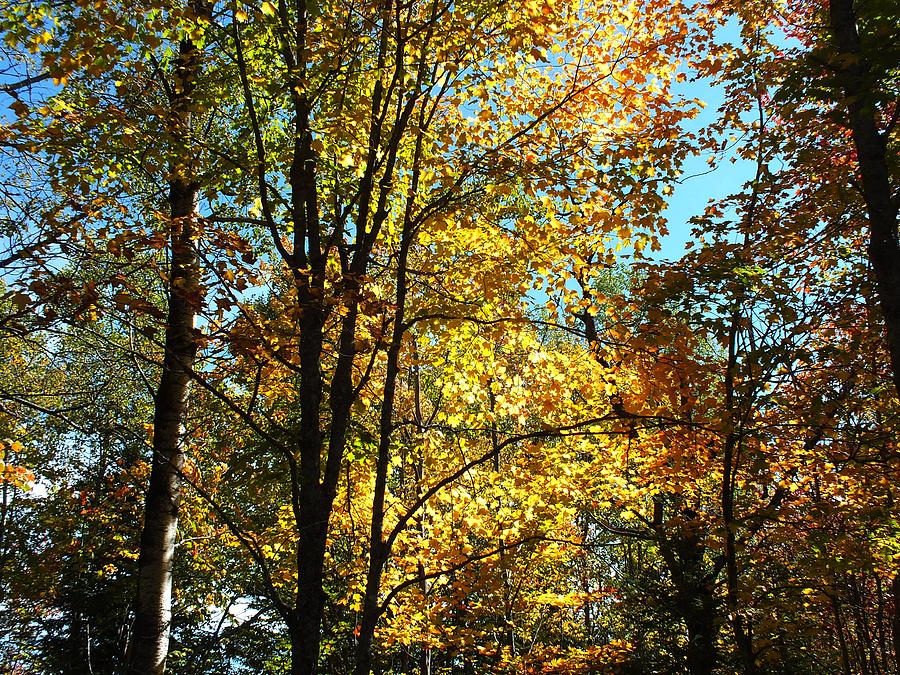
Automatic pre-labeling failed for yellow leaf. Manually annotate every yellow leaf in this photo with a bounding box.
[261,1,277,16]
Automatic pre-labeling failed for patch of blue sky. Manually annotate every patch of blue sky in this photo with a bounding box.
[656,15,798,261]
[656,77,757,257]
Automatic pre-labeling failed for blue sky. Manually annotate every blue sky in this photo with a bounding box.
[655,18,760,259]
[659,107,756,257]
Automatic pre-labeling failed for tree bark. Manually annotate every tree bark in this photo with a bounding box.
[657,503,719,675]
[892,575,900,673]
[353,194,415,675]
[828,0,900,396]
[683,600,717,675]
[674,529,718,675]
[831,590,853,675]
[129,36,200,675]
[828,7,900,673]
[722,310,757,675]
[352,39,432,668]
[291,469,331,675]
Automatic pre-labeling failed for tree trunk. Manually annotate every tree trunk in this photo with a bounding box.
[683,601,717,675]
[129,35,200,675]
[828,0,900,396]
[892,575,900,673]
[722,309,757,674]
[831,591,853,675]
[353,106,425,674]
[663,512,719,675]
[675,562,717,674]
[828,9,900,675]
[129,176,199,674]
[291,492,330,675]
[353,245,408,674]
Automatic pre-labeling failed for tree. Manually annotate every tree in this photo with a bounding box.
[825,0,900,396]
[212,0,707,671]
[129,10,206,673]
[5,0,900,673]
[0,1,236,670]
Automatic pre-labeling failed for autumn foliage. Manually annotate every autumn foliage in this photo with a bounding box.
[0,0,898,673]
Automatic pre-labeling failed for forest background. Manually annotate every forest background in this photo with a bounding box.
[0,0,898,674]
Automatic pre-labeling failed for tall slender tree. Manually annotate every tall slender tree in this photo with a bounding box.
[129,25,204,674]
[826,0,900,396]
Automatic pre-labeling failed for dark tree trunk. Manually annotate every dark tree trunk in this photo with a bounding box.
[683,600,717,675]
[828,0,900,396]
[353,210,414,675]
[722,310,757,674]
[129,176,199,674]
[291,482,331,675]
[129,36,200,675]
[724,524,756,675]
[659,506,719,675]
[352,62,429,671]
[288,278,328,675]
[828,8,900,675]
[672,537,718,675]
[831,590,853,675]
[892,575,900,673]
[231,0,432,666]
